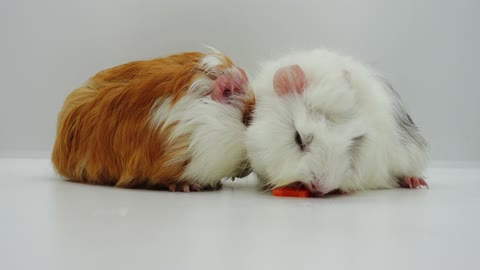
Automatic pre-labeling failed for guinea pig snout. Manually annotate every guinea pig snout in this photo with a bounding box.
[305,177,326,194]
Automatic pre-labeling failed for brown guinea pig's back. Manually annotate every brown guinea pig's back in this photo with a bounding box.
[52,52,206,188]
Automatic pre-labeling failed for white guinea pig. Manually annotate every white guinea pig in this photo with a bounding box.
[246,49,429,195]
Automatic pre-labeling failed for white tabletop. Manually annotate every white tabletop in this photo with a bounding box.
[1,158,479,270]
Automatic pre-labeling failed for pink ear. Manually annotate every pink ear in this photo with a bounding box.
[273,64,307,96]
[212,67,249,103]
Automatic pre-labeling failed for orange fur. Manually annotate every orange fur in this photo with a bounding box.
[52,51,248,189]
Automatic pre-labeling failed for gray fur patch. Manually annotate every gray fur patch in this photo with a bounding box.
[378,77,428,149]
[351,135,366,151]
[349,134,366,172]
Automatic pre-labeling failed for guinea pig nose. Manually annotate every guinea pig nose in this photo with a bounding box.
[309,180,324,194]
[295,132,314,151]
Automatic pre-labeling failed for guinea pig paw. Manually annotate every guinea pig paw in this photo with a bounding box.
[204,182,223,191]
[168,182,203,192]
[400,176,429,189]
[189,183,203,192]
[180,183,191,192]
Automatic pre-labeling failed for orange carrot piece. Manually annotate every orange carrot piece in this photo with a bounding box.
[272,187,311,198]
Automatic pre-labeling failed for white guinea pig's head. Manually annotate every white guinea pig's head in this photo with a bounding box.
[246,64,366,195]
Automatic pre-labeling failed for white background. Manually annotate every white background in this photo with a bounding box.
[1,0,479,161]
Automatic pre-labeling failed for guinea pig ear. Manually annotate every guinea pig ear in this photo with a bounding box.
[273,64,307,96]
[211,67,248,103]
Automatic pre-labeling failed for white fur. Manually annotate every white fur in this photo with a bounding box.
[150,51,250,186]
[188,77,215,97]
[246,49,428,193]
[198,53,227,78]
[181,99,248,185]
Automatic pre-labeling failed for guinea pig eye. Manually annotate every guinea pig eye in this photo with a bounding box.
[295,131,303,147]
[223,89,232,97]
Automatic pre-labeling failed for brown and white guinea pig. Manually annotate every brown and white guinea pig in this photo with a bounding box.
[246,49,429,195]
[52,49,255,192]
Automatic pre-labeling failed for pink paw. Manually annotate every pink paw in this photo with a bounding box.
[168,182,203,192]
[167,182,222,192]
[400,176,429,189]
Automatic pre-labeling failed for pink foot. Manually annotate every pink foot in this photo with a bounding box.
[168,182,203,192]
[400,176,429,189]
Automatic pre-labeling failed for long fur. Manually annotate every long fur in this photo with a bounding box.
[246,49,428,193]
[52,50,254,189]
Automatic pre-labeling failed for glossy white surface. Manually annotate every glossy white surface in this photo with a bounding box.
[2,158,480,270]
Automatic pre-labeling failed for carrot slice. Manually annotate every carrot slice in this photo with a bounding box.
[272,187,311,198]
